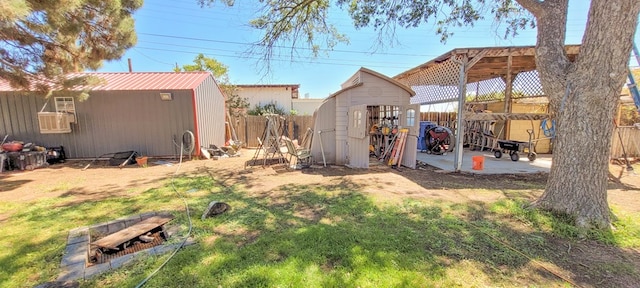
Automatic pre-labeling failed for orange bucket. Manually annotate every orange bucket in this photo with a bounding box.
[472,155,484,170]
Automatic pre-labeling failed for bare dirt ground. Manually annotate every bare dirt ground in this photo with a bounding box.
[2,149,639,212]
[2,149,640,286]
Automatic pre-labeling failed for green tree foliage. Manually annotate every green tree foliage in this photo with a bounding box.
[175,53,229,79]
[176,53,249,117]
[0,0,142,97]
[199,0,530,62]
[247,102,288,116]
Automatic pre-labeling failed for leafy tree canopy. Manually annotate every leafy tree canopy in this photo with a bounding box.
[0,0,142,97]
[174,53,229,79]
[199,0,534,64]
[175,53,249,117]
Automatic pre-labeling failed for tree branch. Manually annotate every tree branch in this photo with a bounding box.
[514,0,545,16]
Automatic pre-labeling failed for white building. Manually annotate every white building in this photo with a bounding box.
[235,84,299,113]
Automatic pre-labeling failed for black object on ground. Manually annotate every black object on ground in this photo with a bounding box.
[201,201,230,220]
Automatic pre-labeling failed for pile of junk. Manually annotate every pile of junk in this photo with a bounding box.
[0,135,66,173]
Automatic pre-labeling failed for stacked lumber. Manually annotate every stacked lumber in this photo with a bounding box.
[388,128,409,167]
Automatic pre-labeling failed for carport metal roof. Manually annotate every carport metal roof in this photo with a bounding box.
[393,45,581,171]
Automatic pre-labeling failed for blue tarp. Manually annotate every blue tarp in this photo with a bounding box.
[417,121,437,150]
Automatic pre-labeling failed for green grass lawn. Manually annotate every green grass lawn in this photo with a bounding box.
[1,173,639,288]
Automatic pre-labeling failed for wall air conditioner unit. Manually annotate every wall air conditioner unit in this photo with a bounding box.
[38,112,72,134]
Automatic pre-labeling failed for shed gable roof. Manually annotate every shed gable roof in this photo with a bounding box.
[0,72,213,92]
[329,67,415,99]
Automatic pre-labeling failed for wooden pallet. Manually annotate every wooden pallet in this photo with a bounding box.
[91,215,173,250]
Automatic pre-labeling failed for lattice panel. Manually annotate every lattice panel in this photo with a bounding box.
[398,57,465,104]
[410,85,460,105]
[397,54,546,104]
[472,77,506,102]
[512,70,544,98]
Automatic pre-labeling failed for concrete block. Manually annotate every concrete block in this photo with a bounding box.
[139,212,157,220]
[60,242,87,267]
[107,221,126,234]
[88,224,109,237]
[68,227,88,238]
[83,263,111,279]
[109,253,135,270]
[56,262,85,282]
[67,232,89,245]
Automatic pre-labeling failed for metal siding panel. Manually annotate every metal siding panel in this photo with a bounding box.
[0,72,213,156]
[0,92,14,137]
[0,89,198,158]
[0,93,14,135]
[194,77,225,148]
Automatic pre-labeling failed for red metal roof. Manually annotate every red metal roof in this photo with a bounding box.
[236,84,299,88]
[0,72,213,91]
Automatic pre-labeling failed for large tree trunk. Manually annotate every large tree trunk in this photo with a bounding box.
[530,0,640,229]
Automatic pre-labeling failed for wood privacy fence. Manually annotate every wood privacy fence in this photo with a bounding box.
[232,113,640,158]
[232,115,314,148]
[611,126,640,159]
[420,112,458,129]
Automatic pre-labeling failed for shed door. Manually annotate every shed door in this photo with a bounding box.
[401,104,420,169]
[347,104,369,168]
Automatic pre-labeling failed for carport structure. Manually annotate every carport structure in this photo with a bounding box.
[393,45,580,171]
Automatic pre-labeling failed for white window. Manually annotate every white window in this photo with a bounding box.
[406,109,416,127]
[55,97,76,123]
[353,110,362,128]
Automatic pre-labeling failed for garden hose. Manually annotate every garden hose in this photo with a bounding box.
[135,140,193,288]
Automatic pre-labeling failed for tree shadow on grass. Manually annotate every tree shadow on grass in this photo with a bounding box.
[118,173,640,288]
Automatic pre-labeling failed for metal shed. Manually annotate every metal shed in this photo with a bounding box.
[311,67,419,168]
[0,72,226,158]
[393,45,580,171]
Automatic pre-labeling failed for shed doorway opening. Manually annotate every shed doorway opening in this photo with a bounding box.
[368,105,401,160]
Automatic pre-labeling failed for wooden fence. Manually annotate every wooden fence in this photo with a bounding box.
[232,115,314,148]
[420,112,458,129]
[232,113,640,158]
[611,126,640,159]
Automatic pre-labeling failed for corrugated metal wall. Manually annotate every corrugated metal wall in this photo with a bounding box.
[194,77,226,149]
[0,89,197,158]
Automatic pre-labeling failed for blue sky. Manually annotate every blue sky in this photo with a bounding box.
[99,0,639,99]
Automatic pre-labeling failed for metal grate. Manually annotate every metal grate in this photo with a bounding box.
[88,227,167,265]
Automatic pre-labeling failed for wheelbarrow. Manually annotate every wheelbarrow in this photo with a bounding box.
[493,129,537,162]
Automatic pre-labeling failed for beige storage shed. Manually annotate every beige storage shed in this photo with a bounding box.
[310,68,419,168]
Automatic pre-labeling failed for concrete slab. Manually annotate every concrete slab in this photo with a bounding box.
[415,149,552,174]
